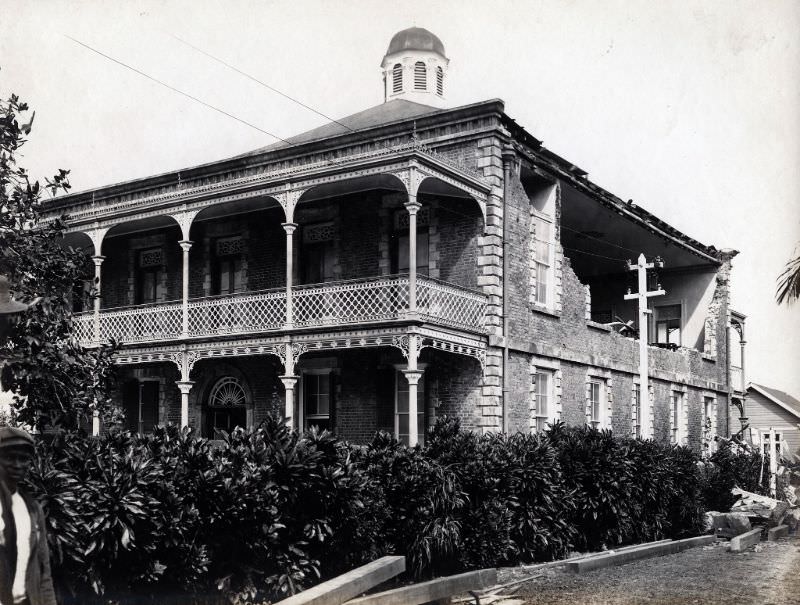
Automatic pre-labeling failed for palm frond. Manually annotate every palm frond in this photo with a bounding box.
[776,251,800,305]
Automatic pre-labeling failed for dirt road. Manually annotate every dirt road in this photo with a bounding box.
[503,537,800,605]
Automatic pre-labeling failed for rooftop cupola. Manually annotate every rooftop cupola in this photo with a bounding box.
[381,27,449,108]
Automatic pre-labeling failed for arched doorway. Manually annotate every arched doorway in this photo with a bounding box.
[205,376,248,438]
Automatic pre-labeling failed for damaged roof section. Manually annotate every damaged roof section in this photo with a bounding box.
[501,111,730,267]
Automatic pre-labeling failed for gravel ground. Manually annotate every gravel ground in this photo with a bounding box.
[498,536,800,605]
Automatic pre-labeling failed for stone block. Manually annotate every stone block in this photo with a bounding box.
[767,525,789,541]
[725,513,752,534]
[729,527,763,552]
[476,275,500,287]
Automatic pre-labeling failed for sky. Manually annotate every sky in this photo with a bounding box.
[1,0,798,395]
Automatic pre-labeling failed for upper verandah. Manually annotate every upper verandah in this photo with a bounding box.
[40,97,729,264]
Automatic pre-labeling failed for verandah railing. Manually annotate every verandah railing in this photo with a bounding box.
[73,275,487,346]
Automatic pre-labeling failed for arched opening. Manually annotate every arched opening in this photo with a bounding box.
[392,63,403,93]
[436,66,444,96]
[414,62,427,90]
[205,375,249,438]
[60,231,95,313]
[101,215,183,309]
[189,195,283,298]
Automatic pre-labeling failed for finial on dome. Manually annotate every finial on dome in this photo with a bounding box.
[381,27,449,108]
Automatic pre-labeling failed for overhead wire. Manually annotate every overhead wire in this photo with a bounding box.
[64,35,291,144]
[168,33,355,133]
[561,246,630,263]
[559,223,643,256]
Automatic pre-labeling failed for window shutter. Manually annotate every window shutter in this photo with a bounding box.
[414,62,427,90]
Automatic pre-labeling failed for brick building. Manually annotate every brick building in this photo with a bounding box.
[43,27,741,451]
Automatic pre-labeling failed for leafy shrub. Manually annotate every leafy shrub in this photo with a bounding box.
[356,432,463,578]
[23,415,754,603]
[426,419,577,567]
[544,423,705,551]
[700,440,769,511]
[26,429,211,604]
[545,423,639,550]
[26,420,373,604]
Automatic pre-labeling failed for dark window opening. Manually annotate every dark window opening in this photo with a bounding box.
[212,237,244,295]
[303,372,333,432]
[136,247,165,305]
[122,379,159,435]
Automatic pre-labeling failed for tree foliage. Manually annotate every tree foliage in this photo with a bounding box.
[776,247,800,305]
[0,91,117,430]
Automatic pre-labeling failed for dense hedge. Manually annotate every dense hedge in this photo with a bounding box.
[23,417,766,604]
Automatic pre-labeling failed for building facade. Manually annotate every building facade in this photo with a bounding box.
[746,383,800,457]
[44,28,739,450]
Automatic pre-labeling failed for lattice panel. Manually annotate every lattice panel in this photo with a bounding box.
[71,313,95,346]
[99,303,182,344]
[294,277,410,327]
[188,291,285,337]
[417,280,486,331]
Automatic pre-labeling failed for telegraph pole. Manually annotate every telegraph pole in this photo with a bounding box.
[624,253,665,439]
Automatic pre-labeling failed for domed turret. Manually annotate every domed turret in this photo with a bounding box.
[381,27,449,108]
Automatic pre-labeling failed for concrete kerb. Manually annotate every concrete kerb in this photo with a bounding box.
[470,539,677,598]
[729,528,764,553]
[767,525,789,542]
[564,536,717,574]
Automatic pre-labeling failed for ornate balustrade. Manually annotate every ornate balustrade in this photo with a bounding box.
[293,276,410,328]
[72,276,487,347]
[100,301,182,344]
[188,289,285,336]
[417,278,487,331]
[72,312,95,344]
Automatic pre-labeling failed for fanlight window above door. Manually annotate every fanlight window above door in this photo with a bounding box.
[208,377,247,407]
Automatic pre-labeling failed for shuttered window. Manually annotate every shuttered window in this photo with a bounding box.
[392,63,403,93]
[436,66,444,95]
[414,62,427,90]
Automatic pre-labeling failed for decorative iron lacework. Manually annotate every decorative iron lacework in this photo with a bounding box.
[53,140,486,226]
[208,376,247,407]
[303,223,335,243]
[139,248,163,268]
[395,207,430,229]
[215,236,243,256]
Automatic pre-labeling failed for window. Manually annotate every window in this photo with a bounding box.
[302,223,335,284]
[392,208,430,276]
[206,376,247,438]
[534,370,555,432]
[122,379,159,435]
[533,214,553,306]
[212,236,244,295]
[414,61,427,90]
[632,384,642,438]
[303,371,332,432]
[436,66,444,95]
[136,247,165,304]
[655,304,682,346]
[670,391,686,444]
[588,380,605,429]
[395,370,425,446]
[392,63,403,93]
[703,396,717,455]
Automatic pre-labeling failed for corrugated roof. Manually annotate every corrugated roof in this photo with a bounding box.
[235,99,443,156]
